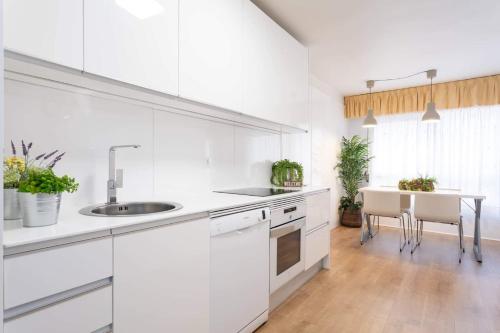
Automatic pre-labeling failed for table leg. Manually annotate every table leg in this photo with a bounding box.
[473,198,483,263]
[360,213,372,245]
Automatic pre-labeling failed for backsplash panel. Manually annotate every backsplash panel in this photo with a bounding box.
[4,79,308,216]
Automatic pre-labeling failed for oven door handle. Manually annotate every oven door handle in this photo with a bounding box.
[270,218,305,238]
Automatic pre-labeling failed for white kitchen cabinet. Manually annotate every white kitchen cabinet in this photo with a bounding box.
[243,1,308,129]
[179,0,243,111]
[84,0,179,95]
[5,285,112,333]
[4,0,83,69]
[305,223,330,270]
[113,218,210,333]
[4,237,112,309]
[306,191,331,232]
[305,191,331,270]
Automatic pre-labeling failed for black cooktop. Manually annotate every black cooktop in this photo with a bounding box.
[215,187,300,197]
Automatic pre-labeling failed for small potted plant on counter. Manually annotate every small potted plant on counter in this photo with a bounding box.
[335,136,373,227]
[17,141,79,227]
[271,159,304,187]
[3,141,25,220]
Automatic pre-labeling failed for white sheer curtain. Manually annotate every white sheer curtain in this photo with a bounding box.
[371,105,500,208]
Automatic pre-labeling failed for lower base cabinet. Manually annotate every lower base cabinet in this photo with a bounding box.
[5,285,112,333]
[113,218,210,333]
[305,223,330,271]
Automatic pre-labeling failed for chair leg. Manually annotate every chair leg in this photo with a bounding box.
[370,215,379,238]
[419,219,423,246]
[399,216,407,252]
[407,212,412,244]
[458,217,464,263]
[360,213,366,245]
[411,218,420,254]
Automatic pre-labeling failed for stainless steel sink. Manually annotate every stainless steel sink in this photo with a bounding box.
[79,201,182,217]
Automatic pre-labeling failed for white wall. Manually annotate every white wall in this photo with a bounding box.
[309,76,346,228]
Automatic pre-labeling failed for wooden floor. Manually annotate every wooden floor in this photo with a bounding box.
[257,226,500,333]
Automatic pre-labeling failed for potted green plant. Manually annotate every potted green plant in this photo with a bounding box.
[3,141,25,220]
[399,176,437,192]
[335,136,373,227]
[16,141,79,227]
[271,159,304,187]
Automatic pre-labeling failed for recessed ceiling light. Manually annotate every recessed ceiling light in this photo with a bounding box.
[115,0,164,20]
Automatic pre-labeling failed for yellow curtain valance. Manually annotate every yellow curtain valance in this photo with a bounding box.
[344,74,500,118]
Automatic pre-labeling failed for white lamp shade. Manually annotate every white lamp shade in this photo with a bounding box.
[362,108,377,128]
[422,102,440,123]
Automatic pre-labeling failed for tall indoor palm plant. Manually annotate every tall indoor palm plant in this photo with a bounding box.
[335,135,373,227]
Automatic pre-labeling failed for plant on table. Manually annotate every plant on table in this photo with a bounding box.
[398,176,436,192]
[335,136,373,227]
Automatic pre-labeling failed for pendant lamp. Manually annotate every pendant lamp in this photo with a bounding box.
[362,80,377,128]
[422,69,440,123]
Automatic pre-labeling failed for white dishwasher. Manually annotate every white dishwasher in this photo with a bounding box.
[210,207,270,333]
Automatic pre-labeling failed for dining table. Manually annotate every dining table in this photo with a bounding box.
[358,186,486,263]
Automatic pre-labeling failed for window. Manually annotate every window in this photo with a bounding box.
[371,105,500,208]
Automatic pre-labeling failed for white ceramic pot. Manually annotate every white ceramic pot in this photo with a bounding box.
[19,192,62,227]
[4,188,22,220]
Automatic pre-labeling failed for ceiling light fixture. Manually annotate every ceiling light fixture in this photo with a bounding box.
[362,80,377,128]
[360,69,439,128]
[115,0,164,20]
[422,69,440,123]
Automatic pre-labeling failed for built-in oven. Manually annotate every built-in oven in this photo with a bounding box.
[270,197,306,293]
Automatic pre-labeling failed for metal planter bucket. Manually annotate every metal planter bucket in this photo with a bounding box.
[4,188,22,220]
[19,192,62,227]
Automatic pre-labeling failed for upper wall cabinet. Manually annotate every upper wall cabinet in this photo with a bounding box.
[84,0,179,95]
[243,1,309,130]
[179,0,243,111]
[4,0,83,69]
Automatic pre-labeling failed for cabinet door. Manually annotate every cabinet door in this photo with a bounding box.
[306,191,331,232]
[243,1,309,129]
[5,286,112,333]
[305,223,330,270]
[4,0,83,69]
[242,1,280,124]
[179,0,243,111]
[84,0,178,95]
[280,35,309,129]
[113,218,210,333]
[5,237,112,309]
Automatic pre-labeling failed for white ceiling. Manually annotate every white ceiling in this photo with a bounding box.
[253,0,500,95]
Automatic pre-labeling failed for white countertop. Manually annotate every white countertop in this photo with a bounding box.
[4,186,329,249]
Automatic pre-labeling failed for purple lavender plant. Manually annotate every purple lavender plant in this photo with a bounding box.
[47,152,66,169]
[9,140,68,170]
[11,140,16,155]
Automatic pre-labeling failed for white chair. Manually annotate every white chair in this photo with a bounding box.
[413,193,464,263]
[362,191,411,251]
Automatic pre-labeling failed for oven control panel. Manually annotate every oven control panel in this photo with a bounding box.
[270,201,306,228]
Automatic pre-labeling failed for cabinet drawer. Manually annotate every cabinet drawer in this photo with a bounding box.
[305,223,330,270]
[5,285,112,333]
[5,237,112,309]
[305,191,331,231]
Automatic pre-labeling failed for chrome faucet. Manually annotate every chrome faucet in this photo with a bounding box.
[107,145,141,204]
